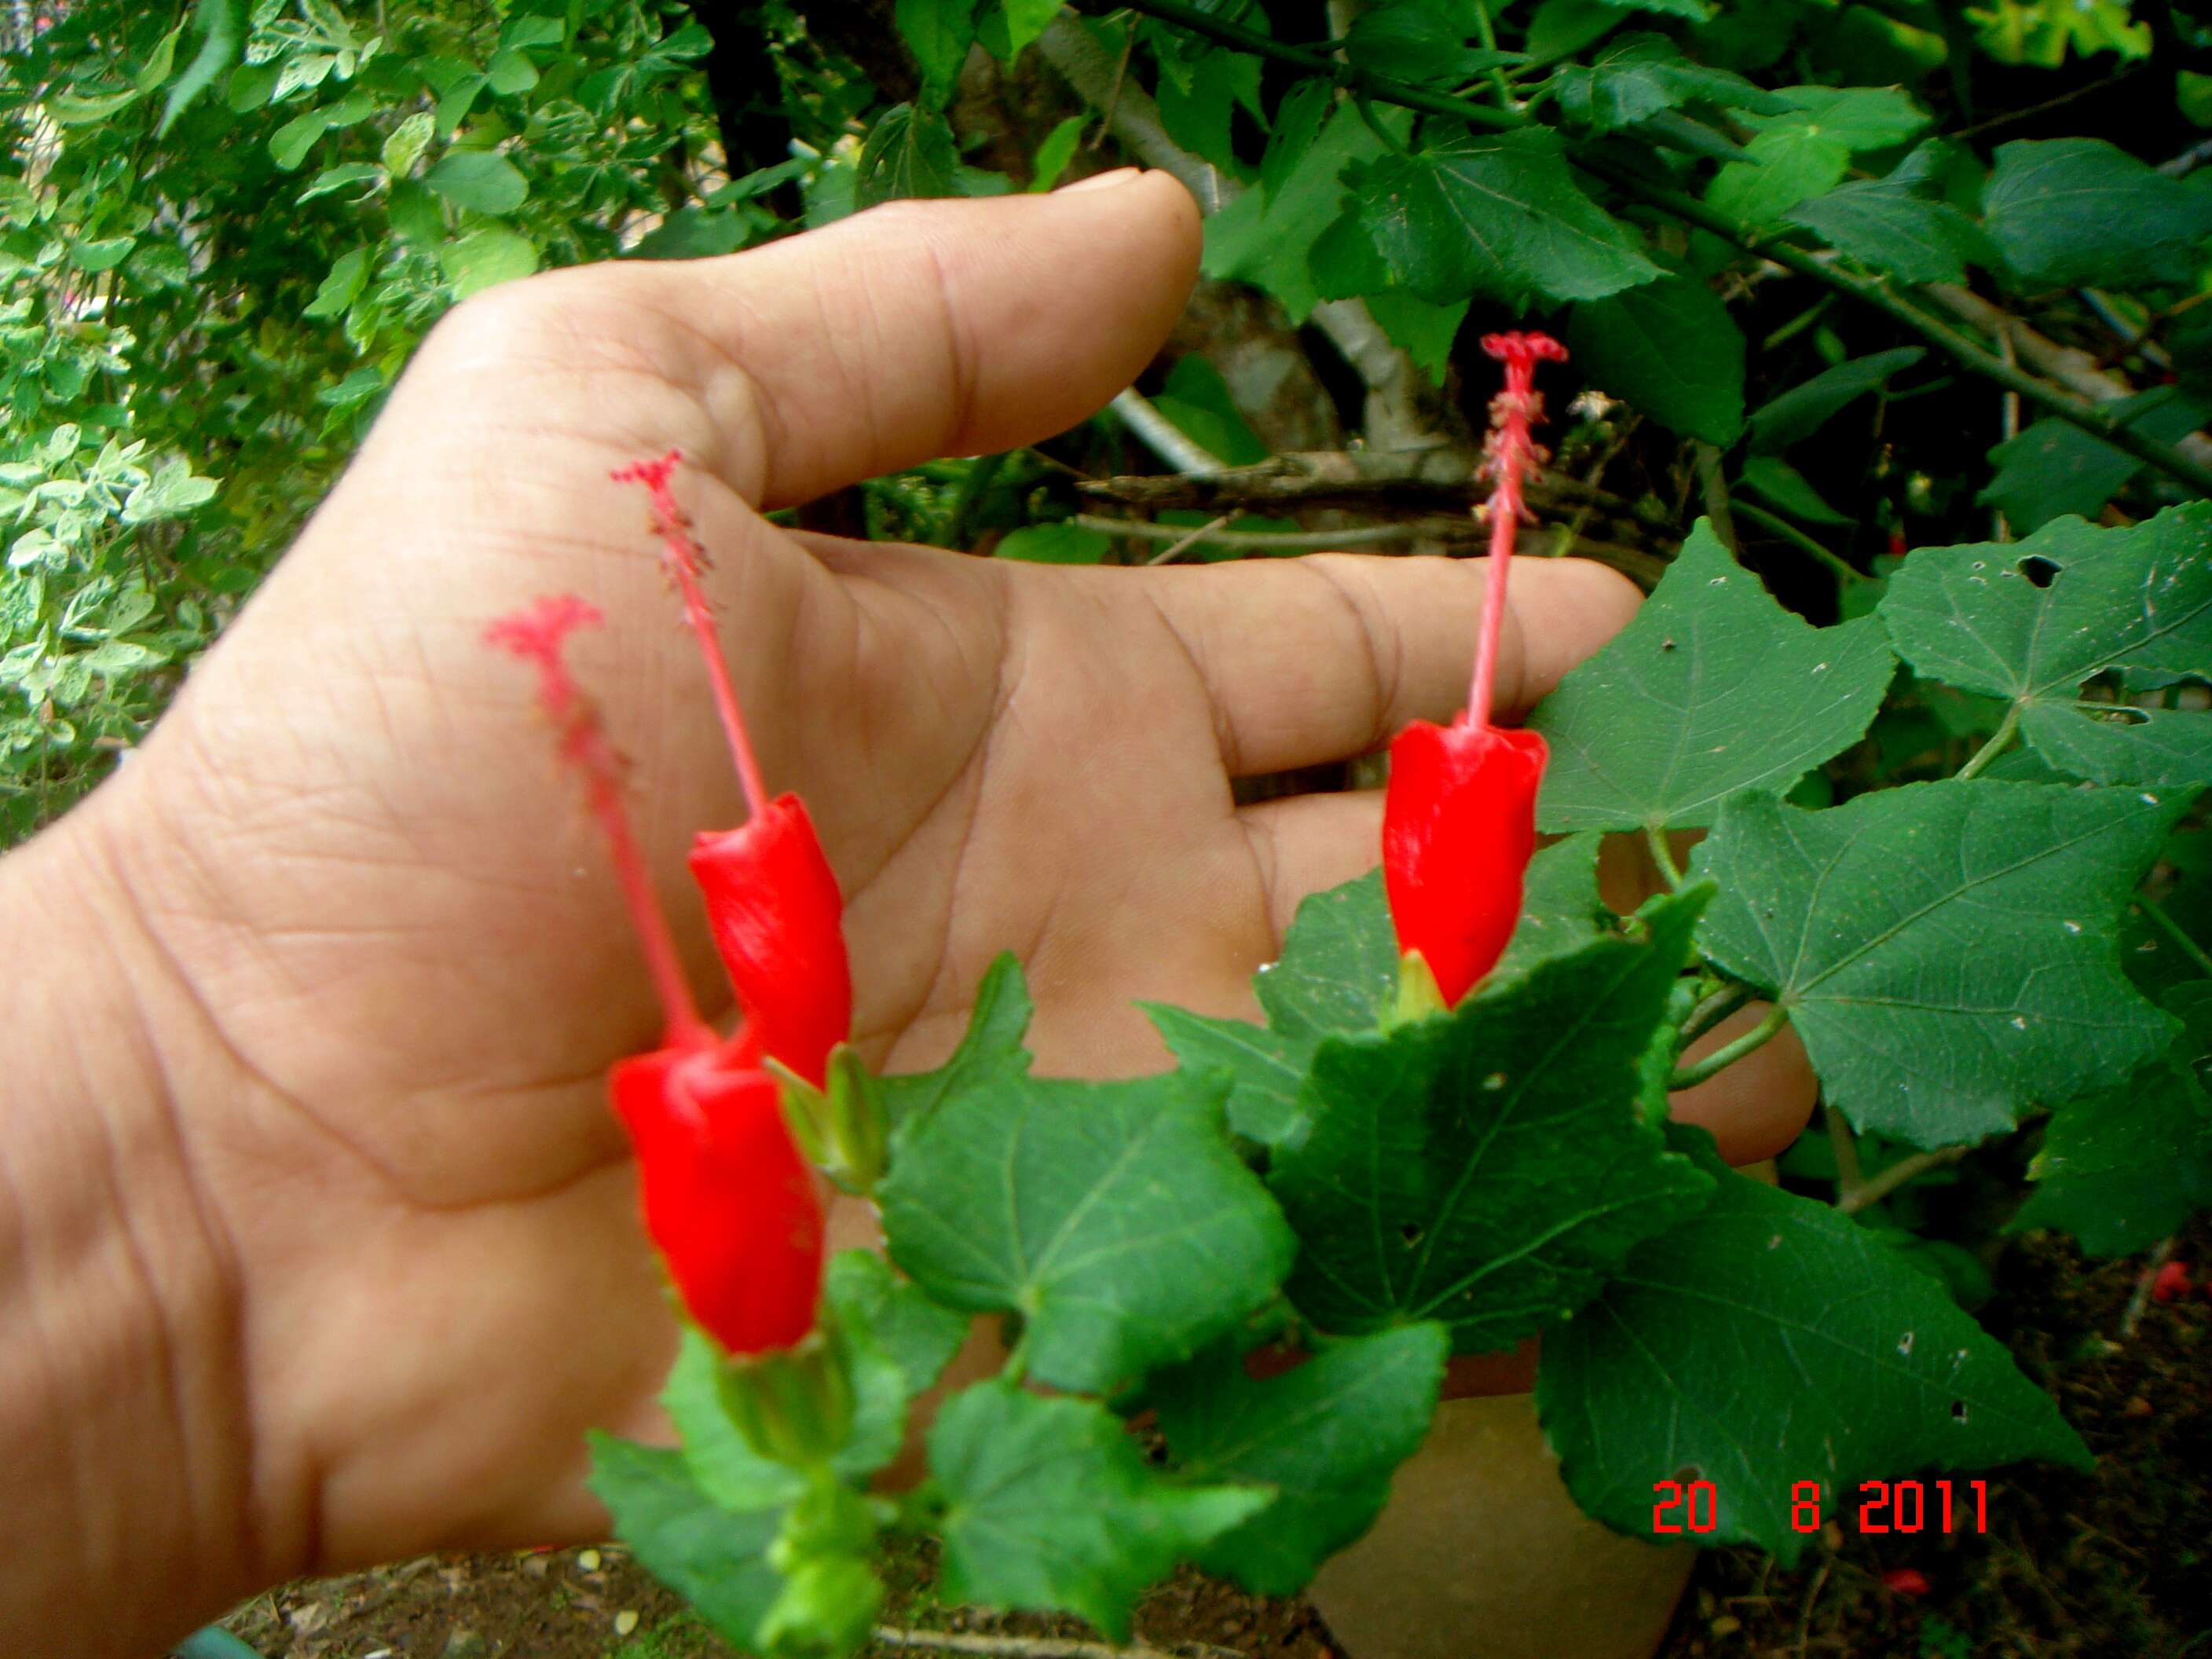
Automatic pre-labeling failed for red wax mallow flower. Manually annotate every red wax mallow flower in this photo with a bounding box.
[1880,1568,1932,1598]
[2151,1258,2192,1303]
[613,450,855,1089]
[1382,331,1566,1009]
[485,449,857,1357]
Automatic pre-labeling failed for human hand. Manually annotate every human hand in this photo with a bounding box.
[3,173,1811,1646]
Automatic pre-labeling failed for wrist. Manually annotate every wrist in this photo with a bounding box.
[0,806,266,1657]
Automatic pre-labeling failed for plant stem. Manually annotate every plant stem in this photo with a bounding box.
[1694,441,1738,554]
[1073,514,1429,551]
[1644,822,1683,890]
[1836,1144,1970,1215]
[1824,1104,1864,1201]
[1667,1002,1789,1091]
[1955,702,2023,780]
[2138,894,2212,977]
[1148,511,1241,564]
[1730,498,1870,588]
[1109,388,1222,476]
[1083,0,2212,502]
[1681,979,1754,1046]
[1466,0,1518,109]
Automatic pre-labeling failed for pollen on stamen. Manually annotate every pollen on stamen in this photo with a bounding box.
[485,591,712,1051]
[611,448,771,819]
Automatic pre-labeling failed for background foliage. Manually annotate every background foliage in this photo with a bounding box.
[8,0,2212,1650]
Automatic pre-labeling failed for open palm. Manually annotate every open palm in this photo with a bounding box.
[60,176,1808,1591]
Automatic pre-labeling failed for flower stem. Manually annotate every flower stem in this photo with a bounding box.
[1956,702,2023,780]
[1680,979,1753,1046]
[1645,822,1683,891]
[1667,1001,1789,1092]
[1824,1104,1864,1202]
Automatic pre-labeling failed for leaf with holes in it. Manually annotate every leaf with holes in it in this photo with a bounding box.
[1147,838,1610,1150]
[1692,781,2189,1146]
[855,102,960,207]
[1536,1128,2091,1565]
[1152,1323,1451,1595]
[877,959,1295,1395]
[1267,887,1715,1353]
[2014,981,2212,1257]
[932,1379,1269,1639]
[1357,123,1660,307]
[1879,504,2212,789]
[1530,522,1895,833]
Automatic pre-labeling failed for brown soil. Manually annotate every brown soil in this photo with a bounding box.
[218,1217,2207,1659]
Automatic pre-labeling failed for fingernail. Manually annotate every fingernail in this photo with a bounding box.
[1060,167,1142,194]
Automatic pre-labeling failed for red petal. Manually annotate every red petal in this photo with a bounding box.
[1880,1568,1931,1597]
[611,1046,824,1355]
[2151,1259,2192,1303]
[688,795,852,1087]
[1383,719,1548,1007]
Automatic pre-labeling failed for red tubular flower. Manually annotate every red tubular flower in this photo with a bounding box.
[1381,331,1566,1009]
[1384,720,1549,1009]
[485,586,825,1357]
[1880,1568,1932,1598]
[613,449,855,1086]
[612,1040,825,1355]
[690,795,852,1089]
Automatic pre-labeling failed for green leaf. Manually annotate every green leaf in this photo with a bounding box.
[2016,982,2212,1256]
[1980,390,2212,534]
[1256,867,1400,1038]
[1358,124,1661,307]
[992,523,1109,563]
[663,1252,963,1515]
[1155,45,1262,173]
[877,961,1295,1393]
[876,952,1033,1132]
[1747,347,1925,452]
[425,149,529,214]
[1269,889,1716,1351]
[159,0,243,134]
[1738,456,1850,525]
[899,0,980,102]
[1552,33,1789,134]
[502,15,566,49]
[1692,781,2189,1144]
[1741,85,1932,152]
[1262,78,1331,203]
[438,225,538,298]
[1152,1324,1450,1595]
[825,1251,969,1398]
[1601,0,1712,18]
[485,46,540,96]
[68,237,137,273]
[932,1379,1268,1639]
[269,109,330,171]
[586,1435,784,1646]
[302,246,371,319]
[628,209,749,261]
[297,162,384,203]
[1706,129,1850,227]
[1144,1004,1317,1149]
[1789,169,1990,285]
[856,103,961,208]
[1537,1131,2091,1566]
[1527,0,1627,60]
[1982,138,2212,289]
[1344,5,1505,86]
[1531,522,1894,832]
[1878,504,2212,788]
[997,0,1067,57]
[1148,837,1607,1151]
[1566,269,1745,445]
[1028,114,1086,191]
